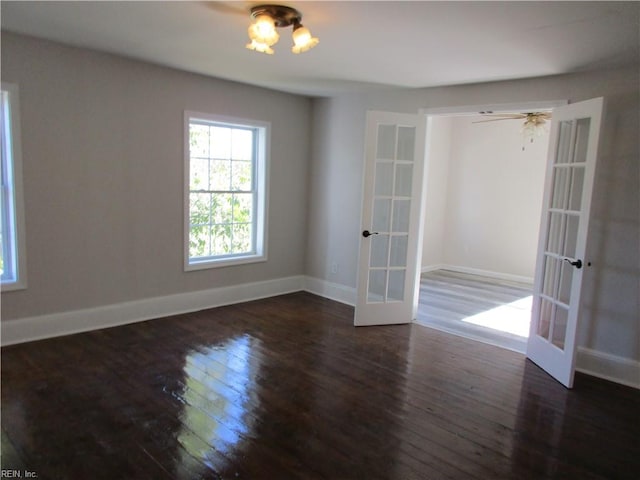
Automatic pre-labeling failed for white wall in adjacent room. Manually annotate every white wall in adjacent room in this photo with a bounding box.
[422,114,548,280]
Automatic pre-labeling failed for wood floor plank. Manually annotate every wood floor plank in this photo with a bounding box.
[2,291,639,479]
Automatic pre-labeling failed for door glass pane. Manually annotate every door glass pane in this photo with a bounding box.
[377,125,396,160]
[569,166,585,211]
[375,162,393,196]
[538,299,553,340]
[387,270,405,301]
[551,167,569,209]
[389,235,408,267]
[372,199,391,232]
[542,256,558,297]
[552,306,569,350]
[370,235,389,268]
[546,212,564,254]
[572,118,591,164]
[396,126,415,161]
[394,164,413,197]
[368,270,386,302]
[558,261,573,305]
[392,199,411,233]
[556,121,573,164]
[563,215,579,259]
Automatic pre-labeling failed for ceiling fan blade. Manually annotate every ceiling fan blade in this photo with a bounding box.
[479,113,527,119]
[472,118,523,123]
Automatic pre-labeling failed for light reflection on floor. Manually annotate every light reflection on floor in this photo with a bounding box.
[462,295,532,337]
[177,335,259,475]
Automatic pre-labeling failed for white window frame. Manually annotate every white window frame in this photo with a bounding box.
[1,83,27,291]
[184,111,269,271]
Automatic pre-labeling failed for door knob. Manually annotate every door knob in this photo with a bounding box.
[362,230,379,238]
[564,258,583,269]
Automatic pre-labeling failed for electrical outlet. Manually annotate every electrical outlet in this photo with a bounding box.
[330,262,338,274]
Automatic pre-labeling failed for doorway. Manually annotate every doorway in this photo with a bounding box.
[416,106,555,352]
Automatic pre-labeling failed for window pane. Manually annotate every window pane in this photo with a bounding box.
[210,160,231,191]
[392,199,411,233]
[537,299,553,340]
[387,270,405,301]
[372,198,391,233]
[190,124,210,158]
[370,235,389,268]
[211,224,232,255]
[551,167,569,209]
[555,121,572,164]
[0,86,25,288]
[546,212,564,254]
[212,193,233,224]
[569,166,585,211]
[389,235,408,267]
[563,215,579,259]
[190,157,209,190]
[231,129,253,160]
[377,125,396,160]
[394,164,413,197]
[552,306,569,350]
[232,223,252,253]
[190,226,211,258]
[189,193,211,227]
[231,160,252,191]
[210,126,231,159]
[396,126,415,161]
[572,118,591,164]
[368,270,386,302]
[542,255,558,298]
[375,162,393,196]
[233,193,253,224]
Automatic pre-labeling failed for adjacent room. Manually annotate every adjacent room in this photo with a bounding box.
[1,2,638,479]
[418,112,550,352]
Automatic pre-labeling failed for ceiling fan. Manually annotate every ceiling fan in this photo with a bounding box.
[473,112,551,125]
[473,112,552,150]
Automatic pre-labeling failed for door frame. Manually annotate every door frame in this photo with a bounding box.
[417,100,568,324]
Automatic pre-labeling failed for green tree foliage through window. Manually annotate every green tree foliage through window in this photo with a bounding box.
[188,121,256,261]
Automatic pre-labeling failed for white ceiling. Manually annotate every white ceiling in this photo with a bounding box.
[2,1,639,97]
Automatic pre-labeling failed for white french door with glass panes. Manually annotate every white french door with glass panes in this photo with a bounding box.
[527,97,603,388]
[355,111,426,326]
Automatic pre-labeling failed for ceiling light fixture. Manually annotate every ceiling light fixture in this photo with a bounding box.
[246,5,319,55]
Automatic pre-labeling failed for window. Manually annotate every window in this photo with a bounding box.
[1,83,27,290]
[184,112,269,270]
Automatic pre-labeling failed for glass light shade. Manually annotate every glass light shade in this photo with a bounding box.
[246,39,274,55]
[248,14,279,46]
[291,26,319,53]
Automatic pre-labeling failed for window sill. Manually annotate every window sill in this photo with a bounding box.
[1,279,27,292]
[185,254,267,272]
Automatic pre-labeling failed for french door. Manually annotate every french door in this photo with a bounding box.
[526,97,603,388]
[354,111,426,326]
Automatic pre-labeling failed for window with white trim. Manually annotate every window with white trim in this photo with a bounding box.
[1,83,27,290]
[185,112,268,270]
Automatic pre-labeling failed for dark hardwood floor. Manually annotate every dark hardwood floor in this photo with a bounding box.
[2,292,639,479]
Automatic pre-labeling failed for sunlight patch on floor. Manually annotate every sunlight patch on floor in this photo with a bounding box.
[462,296,532,337]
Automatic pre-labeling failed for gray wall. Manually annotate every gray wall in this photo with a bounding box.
[0,32,311,319]
[307,67,639,362]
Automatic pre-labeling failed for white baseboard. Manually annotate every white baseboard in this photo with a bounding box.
[421,264,534,284]
[421,264,448,273]
[1,275,305,346]
[576,347,640,389]
[303,276,356,306]
[3,274,637,390]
